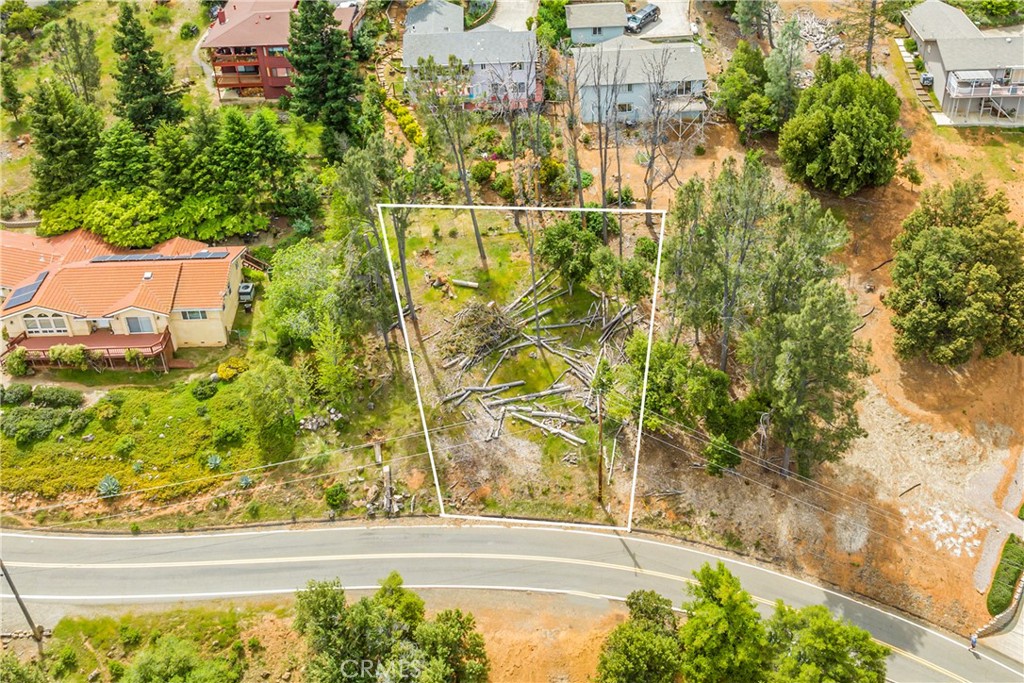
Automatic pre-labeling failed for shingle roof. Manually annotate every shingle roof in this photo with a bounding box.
[573,35,708,86]
[0,229,244,317]
[938,36,1024,70]
[201,0,295,49]
[405,0,463,35]
[566,2,626,29]
[902,0,980,41]
[403,26,537,67]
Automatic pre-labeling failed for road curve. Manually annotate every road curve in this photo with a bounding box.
[2,523,1021,683]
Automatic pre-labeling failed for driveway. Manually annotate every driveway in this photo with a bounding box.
[483,0,539,32]
[637,0,692,41]
[3,523,1022,681]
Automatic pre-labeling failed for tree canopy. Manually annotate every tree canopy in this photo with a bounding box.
[112,2,183,135]
[888,177,1024,365]
[29,80,102,208]
[778,55,909,196]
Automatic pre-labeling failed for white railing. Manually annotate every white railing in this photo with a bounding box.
[946,72,1024,98]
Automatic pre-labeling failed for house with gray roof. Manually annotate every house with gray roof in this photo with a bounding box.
[402,0,541,108]
[573,35,707,124]
[904,0,1023,125]
[566,2,627,45]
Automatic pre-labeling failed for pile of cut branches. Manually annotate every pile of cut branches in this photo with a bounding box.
[438,302,518,361]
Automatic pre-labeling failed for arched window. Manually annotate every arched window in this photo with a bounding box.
[24,313,68,335]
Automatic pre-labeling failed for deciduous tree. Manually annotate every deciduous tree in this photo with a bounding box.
[538,216,600,294]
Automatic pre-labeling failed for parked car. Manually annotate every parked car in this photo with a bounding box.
[626,4,659,33]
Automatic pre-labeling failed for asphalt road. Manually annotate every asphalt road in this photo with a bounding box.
[2,523,1021,682]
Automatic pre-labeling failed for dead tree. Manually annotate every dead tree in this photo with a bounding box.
[558,52,587,211]
[580,43,625,245]
[411,55,488,270]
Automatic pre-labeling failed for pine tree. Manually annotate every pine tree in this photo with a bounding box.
[735,0,776,47]
[287,0,360,147]
[764,18,802,124]
[29,81,102,208]
[112,2,183,135]
[48,17,101,104]
[152,123,192,202]
[94,120,153,190]
[1,66,24,122]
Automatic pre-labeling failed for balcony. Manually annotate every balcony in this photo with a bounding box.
[946,71,1024,98]
[214,73,264,88]
[210,49,259,66]
[2,329,172,372]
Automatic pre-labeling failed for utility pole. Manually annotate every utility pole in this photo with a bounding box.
[0,557,44,652]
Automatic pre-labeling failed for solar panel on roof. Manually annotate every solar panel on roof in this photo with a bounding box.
[2,271,48,310]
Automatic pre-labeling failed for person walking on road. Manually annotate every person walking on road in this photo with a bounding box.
[969,633,978,651]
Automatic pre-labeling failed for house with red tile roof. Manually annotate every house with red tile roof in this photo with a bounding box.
[0,230,246,370]
[201,0,364,100]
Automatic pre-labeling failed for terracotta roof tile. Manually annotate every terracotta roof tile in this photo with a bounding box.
[0,231,61,289]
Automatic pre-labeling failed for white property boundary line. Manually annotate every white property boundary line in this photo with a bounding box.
[375,203,668,532]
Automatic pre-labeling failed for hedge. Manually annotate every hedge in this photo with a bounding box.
[987,534,1024,615]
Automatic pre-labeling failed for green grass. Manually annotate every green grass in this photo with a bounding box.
[1,379,261,500]
[987,534,1024,616]
[41,603,267,682]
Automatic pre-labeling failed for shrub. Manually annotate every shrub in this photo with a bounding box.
[113,434,137,458]
[96,401,120,421]
[239,474,254,489]
[4,346,30,377]
[0,383,32,406]
[132,459,144,474]
[0,406,72,445]
[472,126,501,153]
[217,356,250,382]
[604,185,635,207]
[130,522,141,535]
[904,37,917,53]
[206,453,223,471]
[32,385,84,408]
[67,409,93,434]
[292,216,314,237]
[470,160,496,185]
[119,623,142,647]
[491,171,515,201]
[324,482,349,511]
[179,21,199,39]
[246,501,262,520]
[695,144,706,156]
[108,660,126,681]
[213,421,245,447]
[48,344,89,370]
[149,4,172,25]
[49,645,77,678]
[913,55,925,72]
[191,378,219,401]
[635,236,658,264]
[987,534,1024,615]
[384,98,423,145]
[539,156,565,189]
[570,169,594,190]
[98,474,121,498]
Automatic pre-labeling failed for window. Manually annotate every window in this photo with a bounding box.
[271,67,291,78]
[592,27,603,35]
[514,82,526,95]
[674,81,693,96]
[237,65,258,74]
[267,46,287,56]
[23,313,68,335]
[617,102,633,113]
[511,62,523,70]
[126,316,154,334]
[480,64,488,71]
[180,310,208,320]
[626,83,633,93]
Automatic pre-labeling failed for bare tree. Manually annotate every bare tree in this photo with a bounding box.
[578,42,624,244]
[558,51,587,210]
[411,55,488,270]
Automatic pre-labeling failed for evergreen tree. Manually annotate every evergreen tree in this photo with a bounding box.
[29,81,102,208]
[214,107,257,200]
[287,0,361,149]
[778,55,909,196]
[48,17,101,104]
[769,280,871,476]
[888,178,1024,364]
[679,562,772,683]
[735,0,776,46]
[112,2,183,135]
[94,120,153,190]
[1,65,24,122]
[151,122,192,202]
[764,18,803,123]
[715,40,767,121]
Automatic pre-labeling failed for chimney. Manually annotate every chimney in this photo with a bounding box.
[143,272,153,281]
[218,8,226,23]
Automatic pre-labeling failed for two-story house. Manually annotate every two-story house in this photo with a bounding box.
[202,0,363,101]
[573,35,707,124]
[904,0,1023,125]
[566,2,627,45]
[0,230,246,371]
[402,0,542,109]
